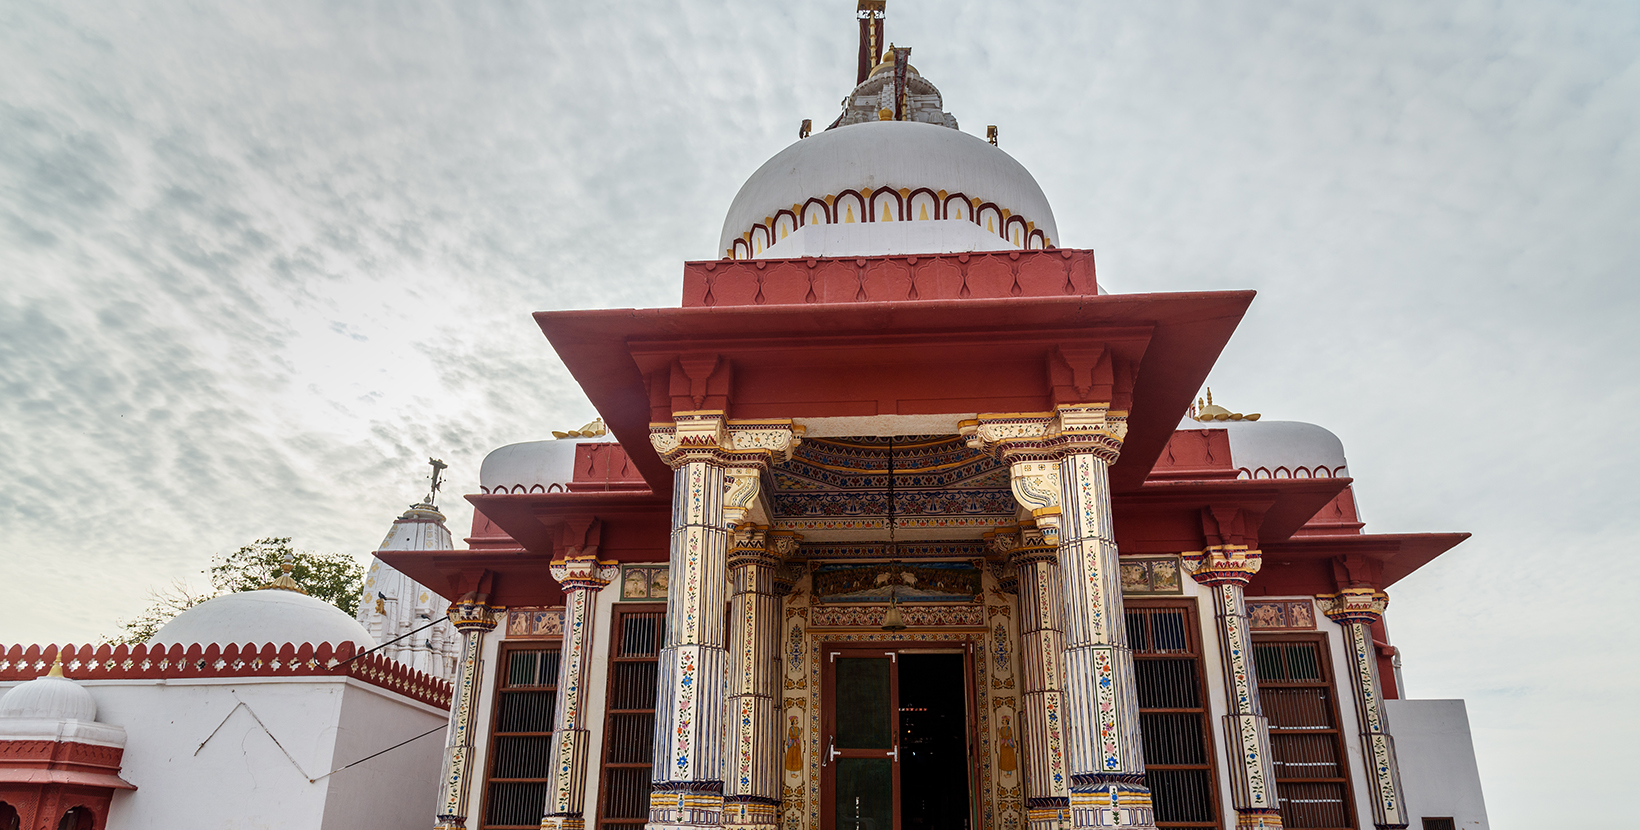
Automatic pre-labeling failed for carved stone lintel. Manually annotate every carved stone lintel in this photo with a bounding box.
[1182,545,1263,588]
[449,597,498,634]
[650,412,802,469]
[960,403,1129,466]
[550,554,619,593]
[1316,587,1389,626]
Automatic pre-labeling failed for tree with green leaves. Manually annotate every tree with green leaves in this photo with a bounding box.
[110,537,365,644]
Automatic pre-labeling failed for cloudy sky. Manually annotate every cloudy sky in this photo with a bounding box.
[2,1,1635,823]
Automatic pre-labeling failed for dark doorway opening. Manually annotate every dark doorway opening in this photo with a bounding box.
[898,653,970,830]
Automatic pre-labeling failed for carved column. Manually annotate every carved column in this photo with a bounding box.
[646,413,800,830]
[966,404,1154,830]
[1317,588,1408,830]
[1008,522,1072,830]
[436,593,498,830]
[722,525,790,830]
[1181,544,1281,830]
[541,553,619,830]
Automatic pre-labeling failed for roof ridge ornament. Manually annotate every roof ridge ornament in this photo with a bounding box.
[552,418,606,440]
[1192,387,1261,422]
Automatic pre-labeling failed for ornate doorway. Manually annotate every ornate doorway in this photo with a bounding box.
[820,646,975,830]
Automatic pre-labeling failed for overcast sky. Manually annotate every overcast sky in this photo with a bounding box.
[1,1,1635,824]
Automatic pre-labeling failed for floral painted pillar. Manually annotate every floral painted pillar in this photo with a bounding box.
[1009,521,1073,830]
[722,524,793,830]
[1317,588,1408,830]
[541,552,619,830]
[646,413,800,830]
[436,592,499,830]
[966,404,1154,830]
[1181,542,1281,830]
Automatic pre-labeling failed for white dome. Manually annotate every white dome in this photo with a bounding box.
[0,673,97,721]
[719,120,1058,259]
[148,589,374,649]
[1180,416,1351,480]
[479,437,607,494]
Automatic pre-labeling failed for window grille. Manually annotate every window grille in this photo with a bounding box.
[1421,819,1456,830]
[482,645,563,829]
[597,605,666,830]
[1253,636,1355,830]
[1126,602,1219,828]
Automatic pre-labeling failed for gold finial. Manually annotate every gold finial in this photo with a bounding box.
[1192,387,1261,423]
[262,551,309,594]
[47,653,65,678]
[987,125,998,146]
[552,417,607,440]
[799,118,812,139]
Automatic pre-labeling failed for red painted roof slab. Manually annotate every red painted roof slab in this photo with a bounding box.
[681,249,1098,307]
[1112,477,1353,555]
[536,289,1255,494]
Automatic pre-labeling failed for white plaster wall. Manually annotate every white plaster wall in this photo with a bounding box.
[579,587,619,825]
[458,630,505,830]
[1317,619,1380,830]
[0,675,448,830]
[1383,699,1490,830]
[319,682,450,829]
[1179,577,1241,826]
[759,219,1018,259]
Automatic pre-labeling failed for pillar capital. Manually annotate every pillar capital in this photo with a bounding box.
[1182,545,1263,588]
[1317,587,1389,626]
[649,411,802,468]
[960,403,1129,465]
[449,595,498,634]
[550,554,619,592]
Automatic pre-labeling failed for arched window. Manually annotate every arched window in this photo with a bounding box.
[1,802,21,830]
[57,807,94,830]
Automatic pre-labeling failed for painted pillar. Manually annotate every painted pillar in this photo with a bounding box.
[436,594,498,830]
[1011,522,1072,830]
[1181,545,1282,830]
[646,413,800,830]
[1318,589,1408,830]
[541,554,619,830]
[722,525,787,830]
[966,403,1154,830]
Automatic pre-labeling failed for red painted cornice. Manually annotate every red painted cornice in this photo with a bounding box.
[535,289,1254,495]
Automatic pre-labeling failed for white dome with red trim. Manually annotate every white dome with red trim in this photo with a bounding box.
[718,120,1058,260]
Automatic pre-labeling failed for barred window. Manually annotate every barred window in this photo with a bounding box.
[482,644,563,829]
[1126,602,1219,828]
[597,605,666,830]
[1253,636,1355,830]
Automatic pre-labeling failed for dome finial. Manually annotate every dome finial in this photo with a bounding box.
[262,551,309,594]
[423,457,448,508]
[47,652,65,678]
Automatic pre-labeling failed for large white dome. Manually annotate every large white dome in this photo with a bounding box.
[148,589,374,649]
[719,120,1058,259]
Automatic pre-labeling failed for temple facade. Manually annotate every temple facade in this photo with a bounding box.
[382,6,1490,830]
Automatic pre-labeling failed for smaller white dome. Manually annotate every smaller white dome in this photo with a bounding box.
[480,437,607,494]
[149,589,374,649]
[0,673,97,722]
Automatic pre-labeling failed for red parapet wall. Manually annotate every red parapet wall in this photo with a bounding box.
[682,248,1097,307]
[0,643,452,710]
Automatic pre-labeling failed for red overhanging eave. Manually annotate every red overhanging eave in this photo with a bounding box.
[535,289,1255,494]
[1260,532,1473,589]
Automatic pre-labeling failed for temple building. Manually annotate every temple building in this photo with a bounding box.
[380,5,1489,830]
[0,5,1492,830]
